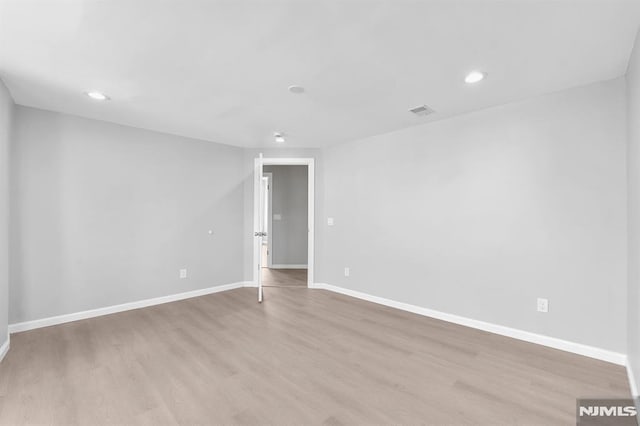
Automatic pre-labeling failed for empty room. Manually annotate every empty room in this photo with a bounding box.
[1,0,640,424]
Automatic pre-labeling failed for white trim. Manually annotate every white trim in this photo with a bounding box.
[9,281,250,334]
[0,336,9,363]
[307,160,315,286]
[259,158,314,165]
[627,359,639,398]
[270,264,308,269]
[253,157,315,288]
[311,283,627,366]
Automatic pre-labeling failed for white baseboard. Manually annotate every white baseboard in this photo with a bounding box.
[244,281,258,288]
[310,283,627,366]
[627,359,639,398]
[9,281,252,334]
[270,264,307,269]
[0,336,9,363]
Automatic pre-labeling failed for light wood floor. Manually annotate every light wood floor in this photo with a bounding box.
[0,287,633,425]
[261,267,307,287]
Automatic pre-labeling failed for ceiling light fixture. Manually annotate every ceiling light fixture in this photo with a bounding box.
[274,132,285,143]
[288,85,305,94]
[464,71,486,84]
[85,91,110,101]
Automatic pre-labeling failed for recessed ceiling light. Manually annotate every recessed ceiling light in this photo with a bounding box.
[288,85,305,94]
[85,91,110,101]
[274,132,285,143]
[464,71,486,84]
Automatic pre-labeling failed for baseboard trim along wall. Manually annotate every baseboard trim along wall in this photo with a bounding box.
[269,264,308,269]
[9,281,252,334]
[0,337,9,363]
[310,283,627,366]
[627,361,639,399]
[6,280,631,373]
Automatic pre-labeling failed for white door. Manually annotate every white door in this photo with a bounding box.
[263,172,273,268]
[254,155,265,302]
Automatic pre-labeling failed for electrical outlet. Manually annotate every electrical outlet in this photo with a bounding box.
[327,217,334,226]
[179,269,187,279]
[537,298,549,313]
[344,267,350,277]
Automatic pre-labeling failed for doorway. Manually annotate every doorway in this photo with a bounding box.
[253,157,315,300]
[261,165,308,287]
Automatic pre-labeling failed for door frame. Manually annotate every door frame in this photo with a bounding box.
[253,157,315,287]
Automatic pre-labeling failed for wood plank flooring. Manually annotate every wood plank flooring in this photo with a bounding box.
[261,268,307,287]
[0,287,633,425]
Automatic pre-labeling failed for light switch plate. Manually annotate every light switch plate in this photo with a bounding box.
[328,217,334,226]
[273,214,282,221]
[179,269,187,279]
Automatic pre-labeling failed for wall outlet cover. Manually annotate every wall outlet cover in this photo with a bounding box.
[537,297,549,313]
[179,269,187,279]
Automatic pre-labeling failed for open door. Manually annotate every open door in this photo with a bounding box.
[253,154,265,302]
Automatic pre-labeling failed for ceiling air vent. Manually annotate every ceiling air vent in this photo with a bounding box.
[409,104,435,117]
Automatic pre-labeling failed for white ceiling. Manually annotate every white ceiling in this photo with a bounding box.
[0,0,639,148]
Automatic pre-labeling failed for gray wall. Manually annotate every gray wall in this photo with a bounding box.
[626,27,640,396]
[318,78,628,353]
[0,80,13,347]
[263,165,308,266]
[10,107,245,324]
